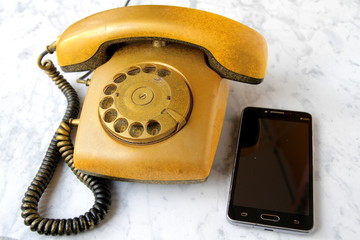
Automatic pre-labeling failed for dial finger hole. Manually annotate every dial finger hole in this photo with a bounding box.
[147,120,161,136]
[129,122,144,138]
[104,109,118,123]
[114,73,127,83]
[100,96,114,109]
[127,66,141,76]
[157,69,171,77]
[104,84,117,95]
[143,65,156,73]
[114,118,129,133]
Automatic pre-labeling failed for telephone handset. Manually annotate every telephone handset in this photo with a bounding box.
[22,5,267,235]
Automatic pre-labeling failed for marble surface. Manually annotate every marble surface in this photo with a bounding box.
[1,0,360,239]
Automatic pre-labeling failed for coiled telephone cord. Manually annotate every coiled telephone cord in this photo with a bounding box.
[20,47,111,235]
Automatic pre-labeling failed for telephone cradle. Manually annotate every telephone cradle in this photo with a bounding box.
[21,5,267,235]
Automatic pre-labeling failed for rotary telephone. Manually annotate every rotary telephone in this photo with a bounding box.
[21,5,267,235]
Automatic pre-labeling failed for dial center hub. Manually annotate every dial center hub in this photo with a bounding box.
[132,87,154,105]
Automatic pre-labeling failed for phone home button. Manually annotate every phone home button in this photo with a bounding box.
[260,214,280,222]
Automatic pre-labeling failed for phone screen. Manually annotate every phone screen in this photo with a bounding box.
[228,107,313,232]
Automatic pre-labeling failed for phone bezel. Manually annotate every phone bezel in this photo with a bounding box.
[227,107,314,233]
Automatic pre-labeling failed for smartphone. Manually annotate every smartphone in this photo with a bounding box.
[227,107,313,233]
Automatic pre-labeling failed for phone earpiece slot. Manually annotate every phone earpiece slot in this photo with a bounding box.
[269,110,285,115]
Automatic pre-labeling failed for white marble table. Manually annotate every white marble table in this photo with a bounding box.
[1,0,359,239]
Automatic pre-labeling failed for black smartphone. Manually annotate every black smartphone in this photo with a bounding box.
[227,107,313,233]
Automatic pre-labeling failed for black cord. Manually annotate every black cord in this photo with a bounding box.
[22,0,133,232]
[21,51,111,235]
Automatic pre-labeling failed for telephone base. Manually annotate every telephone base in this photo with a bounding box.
[73,41,229,183]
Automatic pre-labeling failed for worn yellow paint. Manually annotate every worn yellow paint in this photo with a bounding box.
[56,5,267,83]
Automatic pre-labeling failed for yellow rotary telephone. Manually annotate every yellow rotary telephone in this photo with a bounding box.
[21,5,267,235]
